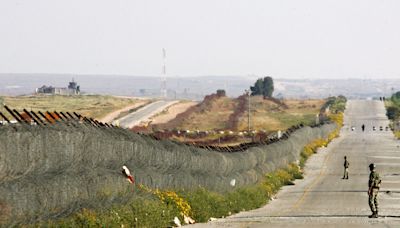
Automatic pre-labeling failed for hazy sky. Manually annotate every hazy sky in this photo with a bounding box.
[1,0,400,78]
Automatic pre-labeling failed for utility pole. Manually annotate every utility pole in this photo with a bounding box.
[245,89,251,133]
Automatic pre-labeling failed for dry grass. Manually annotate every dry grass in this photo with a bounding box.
[238,97,323,131]
[1,95,142,120]
[174,97,237,131]
[166,96,324,132]
[394,131,400,139]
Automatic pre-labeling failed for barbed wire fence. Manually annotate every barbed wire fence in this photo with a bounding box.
[0,105,336,224]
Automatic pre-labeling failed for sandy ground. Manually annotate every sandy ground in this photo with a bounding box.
[149,101,198,124]
[98,100,149,123]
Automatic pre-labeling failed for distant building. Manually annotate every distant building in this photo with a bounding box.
[36,79,80,95]
[216,89,226,97]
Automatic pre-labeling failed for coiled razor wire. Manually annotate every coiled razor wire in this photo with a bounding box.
[0,106,336,224]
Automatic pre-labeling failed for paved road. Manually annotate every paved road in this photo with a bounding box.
[191,100,400,227]
[114,100,178,128]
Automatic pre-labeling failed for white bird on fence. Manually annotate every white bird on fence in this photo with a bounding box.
[122,165,135,184]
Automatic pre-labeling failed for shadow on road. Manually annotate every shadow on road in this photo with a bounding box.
[288,190,365,193]
[288,190,400,193]
[233,215,400,219]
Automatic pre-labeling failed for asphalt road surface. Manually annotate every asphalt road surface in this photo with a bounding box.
[114,100,178,128]
[191,100,400,228]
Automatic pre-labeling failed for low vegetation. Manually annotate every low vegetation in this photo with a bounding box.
[0,95,141,120]
[28,164,302,228]
[300,112,342,168]
[241,97,323,131]
[385,91,400,139]
[321,95,347,114]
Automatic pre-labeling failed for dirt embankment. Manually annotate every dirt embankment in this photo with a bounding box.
[146,101,198,125]
[153,93,240,131]
[151,93,323,133]
[226,95,248,130]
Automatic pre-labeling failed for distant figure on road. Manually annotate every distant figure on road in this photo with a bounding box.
[361,124,365,132]
[368,163,381,218]
[342,156,349,179]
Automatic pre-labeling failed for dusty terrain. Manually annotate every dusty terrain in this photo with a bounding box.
[149,101,198,124]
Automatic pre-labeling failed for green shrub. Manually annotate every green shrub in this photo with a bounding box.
[387,106,400,120]
[394,131,400,139]
[31,191,180,228]
[180,188,227,223]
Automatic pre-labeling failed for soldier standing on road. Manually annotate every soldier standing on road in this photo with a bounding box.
[342,156,349,179]
[368,163,381,218]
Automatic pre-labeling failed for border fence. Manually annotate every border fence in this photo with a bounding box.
[0,105,336,224]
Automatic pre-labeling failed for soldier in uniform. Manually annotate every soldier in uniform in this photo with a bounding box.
[342,156,349,179]
[368,163,381,218]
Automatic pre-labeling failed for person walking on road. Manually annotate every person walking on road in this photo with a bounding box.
[368,163,381,218]
[362,124,365,132]
[342,156,349,179]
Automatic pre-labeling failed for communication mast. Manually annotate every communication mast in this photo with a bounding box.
[161,48,167,98]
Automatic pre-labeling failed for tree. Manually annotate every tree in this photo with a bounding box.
[250,78,264,96]
[387,106,400,120]
[391,91,400,106]
[250,76,274,97]
[263,76,274,98]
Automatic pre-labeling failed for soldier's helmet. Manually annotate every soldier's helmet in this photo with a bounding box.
[369,163,375,170]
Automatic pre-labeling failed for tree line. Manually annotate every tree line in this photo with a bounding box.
[387,91,400,120]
